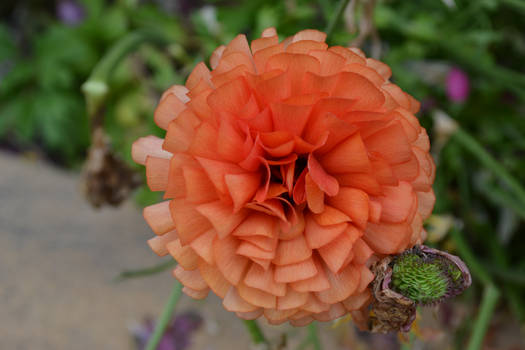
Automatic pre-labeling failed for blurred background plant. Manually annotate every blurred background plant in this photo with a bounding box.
[1,0,525,349]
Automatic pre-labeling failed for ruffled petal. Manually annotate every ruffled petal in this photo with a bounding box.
[290,256,330,292]
[167,239,199,270]
[277,289,309,310]
[244,264,286,296]
[305,214,347,248]
[183,286,210,300]
[196,201,248,238]
[132,136,171,165]
[223,286,258,312]
[143,201,175,235]
[198,260,231,298]
[318,229,359,273]
[213,234,250,285]
[173,265,208,290]
[170,199,212,245]
[274,257,318,283]
[320,132,370,174]
[147,230,178,256]
[328,188,369,230]
[316,263,360,304]
[274,234,312,265]
[146,156,170,191]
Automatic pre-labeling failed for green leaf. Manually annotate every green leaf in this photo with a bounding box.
[0,63,35,97]
[0,24,15,62]
[31,92,90,161]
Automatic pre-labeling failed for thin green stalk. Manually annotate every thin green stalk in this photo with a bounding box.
[466,285,500,350]
[82,29,169,117]
[317,0,332,22]
[324,0,351,42]
[297,323,322,350]
[452,128,525,209]
[449,229,503,350]
[308,323,322,350]
[400,331,415,350]
[243,320,268,346]
[90,32,162,82]
[114,260,177,282]
[145,281,183,350]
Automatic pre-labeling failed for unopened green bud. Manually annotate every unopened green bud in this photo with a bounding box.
[391,246,470,305]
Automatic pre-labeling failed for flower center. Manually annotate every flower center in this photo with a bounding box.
[267,155,309,206]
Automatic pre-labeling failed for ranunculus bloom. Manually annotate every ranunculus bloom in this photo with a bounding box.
[132,28,435,326]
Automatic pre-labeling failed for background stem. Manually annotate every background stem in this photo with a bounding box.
[82,30,169,118]
[145,282,183,350]
[466,285,500,350]
[243,320,268,346]
[452,128,525,209]
[324,0,351,41]
[308,323,322,350]
[114,260,176,281]
[450,228,502,350]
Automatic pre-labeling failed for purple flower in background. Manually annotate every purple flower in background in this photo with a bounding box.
[446,67,470,103]
[56,0,85,26]
[132,311,203,350]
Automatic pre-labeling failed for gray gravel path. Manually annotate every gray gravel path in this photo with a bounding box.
[0,152,261,350]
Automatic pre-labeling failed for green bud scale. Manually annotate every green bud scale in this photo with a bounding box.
[391,246,467,305]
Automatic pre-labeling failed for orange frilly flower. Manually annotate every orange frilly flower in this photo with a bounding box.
[132,28,435,326]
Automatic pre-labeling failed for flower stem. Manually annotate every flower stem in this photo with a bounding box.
[308,323,322,350]
[324,0,351,42]
[316,0,332,22]
[466,285,500,350]
[400,331,415,350]
[452,127,525,210]
[145,281,183,350]
[243,320,268,346]
[297,323,322,350]
[114,260,177,282]
[82,29,169,118]
[449,229,502,350]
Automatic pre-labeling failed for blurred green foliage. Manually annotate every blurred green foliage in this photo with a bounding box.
[1,0,525,340]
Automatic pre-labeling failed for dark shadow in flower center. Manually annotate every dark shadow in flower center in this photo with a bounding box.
[267,155,309,207]
[294,156,308,178]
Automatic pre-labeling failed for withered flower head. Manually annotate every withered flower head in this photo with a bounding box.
[369,245,471,333]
